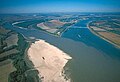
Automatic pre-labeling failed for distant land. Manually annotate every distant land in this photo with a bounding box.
[0,12,120,82]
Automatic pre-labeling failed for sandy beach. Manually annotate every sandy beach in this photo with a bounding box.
[27,40,72,82]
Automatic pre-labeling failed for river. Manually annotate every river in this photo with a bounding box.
[3,19,120,82]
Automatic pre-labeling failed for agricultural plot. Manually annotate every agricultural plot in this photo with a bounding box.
[0,59,16,82]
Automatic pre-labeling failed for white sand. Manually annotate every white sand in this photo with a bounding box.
[28,40,72,82]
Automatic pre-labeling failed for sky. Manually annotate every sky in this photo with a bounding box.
[0,0,120,13]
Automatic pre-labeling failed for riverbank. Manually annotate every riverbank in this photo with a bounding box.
[28,40,72,82]
[87,22,120,48]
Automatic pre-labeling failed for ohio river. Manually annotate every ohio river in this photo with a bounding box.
[4,20,120,82]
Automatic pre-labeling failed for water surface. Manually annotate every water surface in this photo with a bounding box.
[3,20,120,82]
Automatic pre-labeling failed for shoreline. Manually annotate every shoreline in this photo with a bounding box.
[87,22,120,49]
[27,40,72,82]
[12,21,61,38]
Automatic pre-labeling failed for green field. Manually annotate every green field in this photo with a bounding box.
[0,26,40,82]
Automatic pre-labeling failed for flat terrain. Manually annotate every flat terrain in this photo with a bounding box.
[98,32,120,46]
[37,22,58,33]
[37,20,66,34]
[0,59,16,82]
[0,26,40,82]
[28,40,72,82]
[89,20,120,48]
[0,13,120,82]
[0,26,19,59]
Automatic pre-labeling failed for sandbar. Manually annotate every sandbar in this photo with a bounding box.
[28,40,72,82]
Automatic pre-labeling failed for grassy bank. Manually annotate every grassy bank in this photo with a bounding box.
[9,33,41,82]
[0,26,41,82]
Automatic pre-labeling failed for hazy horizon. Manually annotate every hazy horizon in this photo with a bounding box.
[0,0,120,13]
